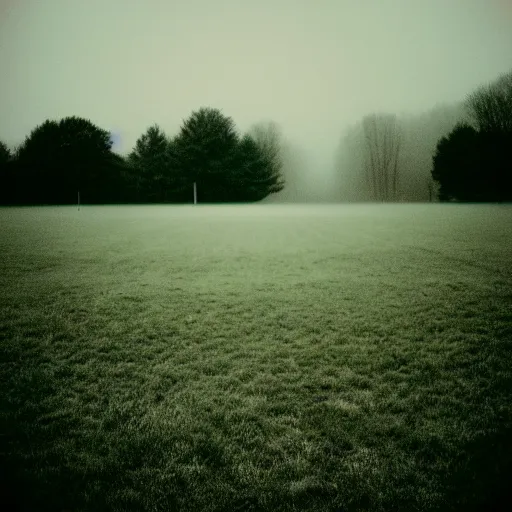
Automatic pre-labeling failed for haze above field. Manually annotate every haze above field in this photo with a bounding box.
[1,0,511,199]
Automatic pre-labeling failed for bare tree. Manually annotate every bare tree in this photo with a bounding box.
[466,70,512,133]
[362,113,401,201]
[336,105,465,202]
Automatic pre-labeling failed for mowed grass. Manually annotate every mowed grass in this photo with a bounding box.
[1,203,511,512]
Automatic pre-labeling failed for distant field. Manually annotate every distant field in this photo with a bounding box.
[1,203,511,512]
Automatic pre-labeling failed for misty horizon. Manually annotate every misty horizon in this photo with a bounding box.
[1,0,511,202]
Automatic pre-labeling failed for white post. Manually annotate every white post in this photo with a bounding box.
[78,190,80,211]
[193,182,197,205]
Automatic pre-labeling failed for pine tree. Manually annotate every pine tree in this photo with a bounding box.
[128,124,173,202]
[173,107,240,203]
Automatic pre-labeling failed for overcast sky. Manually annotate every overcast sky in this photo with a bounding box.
[1,0,511,173]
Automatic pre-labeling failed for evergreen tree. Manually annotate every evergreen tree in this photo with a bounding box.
[431,123,481,201]
[128,124,174,202]
[432,70,512,202]
[231,134,285,201]
[173,108,284,202]
[14,116,114,204]
[173,107,240,203]
[247,121,285,196]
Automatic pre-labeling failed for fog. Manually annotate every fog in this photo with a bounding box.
[1,0,511,201]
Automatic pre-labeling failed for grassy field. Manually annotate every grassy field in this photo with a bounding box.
[1,203,511,512]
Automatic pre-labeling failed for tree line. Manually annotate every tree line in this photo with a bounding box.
[1,70,511,205]
[0,108,284,205]
[335,69,512,202]
[432,71,512,202]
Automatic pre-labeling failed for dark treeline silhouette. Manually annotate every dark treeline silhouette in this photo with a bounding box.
[1,71,511,206]
[432,70,512,202]
[0,108,285,205]
[1,118,133,205]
